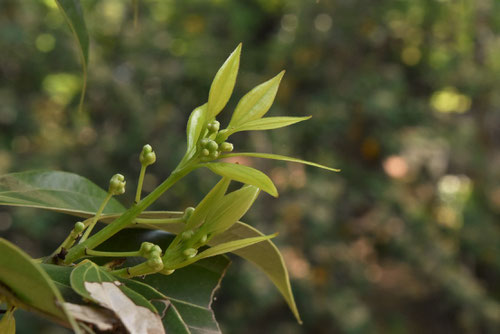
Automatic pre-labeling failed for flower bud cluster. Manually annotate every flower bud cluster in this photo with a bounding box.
[200,137,233,161]
[139,144,156,167]
[108,174,126,195]
[140,242,164,271]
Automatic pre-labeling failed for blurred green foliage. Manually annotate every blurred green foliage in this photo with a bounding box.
[2,0,500,333]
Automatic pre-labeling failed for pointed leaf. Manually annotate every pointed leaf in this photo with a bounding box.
[55,0,89,112]
[0,307,15,334]
[150,220,302,323]
[0,239,81,331]
[228,116,311,134]
[228,71,285,128]
[208,44,242,118]
[203,162,278,197]
[222,152,340,172]
[202,185,260,235]
[173,234,276,270]
[0,170,126,216]
[185,177,231,230]
[185,104,208,157]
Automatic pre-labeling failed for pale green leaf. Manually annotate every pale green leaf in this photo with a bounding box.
[202,185,260,235]
[208,44,242,118]
[185,177,231,230]
[203,162,278,197]
[0,170,126,216]
[222,152,340,172]
[0,238,81,332]
[228,116,311,135]
[185,103,208,158]
[0,307,15,334]
[228,71,285,128]
[55,0,89,112]
[172,234,276,270]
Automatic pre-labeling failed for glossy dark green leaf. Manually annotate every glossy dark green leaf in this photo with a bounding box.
[55,0,89,112]
[0,170,126,216]
[0,238,81,331]
[185,104,208,159]
[203,162,278,197]
[227,116,311,135]
[152,220,302,323]
[202,185,260,235]
[208,44,241,118]
[228,71,285,128]
[222,152,340,172]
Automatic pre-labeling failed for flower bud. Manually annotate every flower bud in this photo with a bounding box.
[181,230,194,240]
[139,144,156,166]
[202,148,210,156]
[140,242,154,256]
[147,257,164,271]
[182,207,195,222]
[207,120,220,133]
[209,150,220,159]
[109,174,126,195]
[199,234,208,244]
[215,129,229,143]
[183,248,198,258]
[200,138,210,147]
[73,222,85,234]
[219,142,233,152]
[206,140,218,152]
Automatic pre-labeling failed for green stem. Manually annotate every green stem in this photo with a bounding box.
[135,217,184,225]
[64,164,195,264]
[84,248,141,258]
[112,261,160,278]
[135,165,146,203]
[79,193,112,243]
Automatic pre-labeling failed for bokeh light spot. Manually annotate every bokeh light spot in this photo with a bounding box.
[36,33,56,53]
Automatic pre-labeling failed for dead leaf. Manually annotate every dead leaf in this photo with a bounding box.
[84,281,165,334]
[64,302,118,332]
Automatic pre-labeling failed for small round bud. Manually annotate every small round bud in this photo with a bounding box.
[147,257,164,271]
[161,269,175,275]
[140,144,156,166]
[181,230,194,240]
[183,248,198,258]
[109,174,126,195]
[199,234,208,244]
[200,138,210,147]
[74,222,85,234]
[182,207,195,222]
[209,150,220,159]
[151,245,162,254]
[220,142,234,152]
[140,242,154,256]
[202,148,210,156]
[206,140,218,152]
[150,250,162,258]
[207,120,220,133]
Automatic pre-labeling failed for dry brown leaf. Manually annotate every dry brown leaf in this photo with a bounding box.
[84,281,165,334]
[64,302,117,331]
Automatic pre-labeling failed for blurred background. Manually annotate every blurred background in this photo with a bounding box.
[2,0,500,333]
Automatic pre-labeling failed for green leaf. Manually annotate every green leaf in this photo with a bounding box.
[185,104,208,159]
[228,116,311,135]
[185,177,231,230]
[228,71,285,128]
[149,220,302,324]
[0,170,126,216]
[208,44,242,119]
[70,260,157,313]
[0,238,81,331]
[55,0,89,112]
[222,152,340,172]
[0,307,15,334]
[203,162,278,197]
[202,185,260,235]
[98,229,230,333]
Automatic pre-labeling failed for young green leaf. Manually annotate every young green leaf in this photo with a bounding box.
[185,177,231,229]
[185,103,208,157]
[0,170,126,217]
[228,71,285,128]
[202,185,260,235]
[208,44,242,119]
[227,116,311,135]
[0,238,81,332]
[222,152,340,172]
[55,0,89,112]
[172,234,277,270]
[203,162,278,197]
